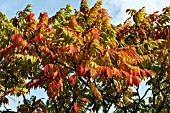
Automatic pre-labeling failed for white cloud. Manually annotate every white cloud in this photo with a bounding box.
[102,0,170,25]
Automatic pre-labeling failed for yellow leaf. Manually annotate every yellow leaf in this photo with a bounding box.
[89,81,102,100]
[123,95,133,105]
[158,55,164,65]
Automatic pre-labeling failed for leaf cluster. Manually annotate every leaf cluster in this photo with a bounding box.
[0,0,170,112]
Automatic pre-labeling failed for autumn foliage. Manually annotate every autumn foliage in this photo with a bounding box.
[0,0,170,112]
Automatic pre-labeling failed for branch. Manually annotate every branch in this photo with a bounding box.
[102,96,123,110]
[156,93,166,113]
[79,77,89,87]
[132,87,151,113]
[141,88,151,100]
[65,84,77,112]
[106,103,113,113]
[55,59,75,71]
[52,100,58,112]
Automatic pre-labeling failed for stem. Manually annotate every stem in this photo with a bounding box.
[52,100,58,112]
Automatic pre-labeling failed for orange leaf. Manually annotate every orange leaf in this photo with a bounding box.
[90,28,100,36]
[127,76,133,86]
[114,69,122,77]
[89,68,96,78]
[69,15,79,29]
[145,70,156,76]
[67,46,77,54]
[52,71,58,79]
[81,98,89,103]
[153,11,159,17]
[122,71,131,77]
[133,67,140,76]
[21,40,28,47]
[106,68,113,78]
[74,102,78,113]
[140,69,148,79]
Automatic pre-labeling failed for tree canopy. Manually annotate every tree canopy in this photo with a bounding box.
[0,0,170,112]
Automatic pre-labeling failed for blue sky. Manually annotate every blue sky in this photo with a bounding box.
[0,0,169,112]
[0,0,169,24]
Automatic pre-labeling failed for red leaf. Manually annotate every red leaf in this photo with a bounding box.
[57,45,66,50]
[11,34,22,41]
[12,17,18,27]
[27,12,35,21]
[101,49,107,58]
[42,12,48,25]
[44,64,50,73]
[107,49,114,54]
[133,68,137,76]
[106,68,113,78]
[99,67,106,77]
[76,65,85,76]
[53,80,60,90]
[122,71,131,77]
[69,75,75,85]
[74,102,78,113]
[44,12,48,15]
[74,31,79,37]
[11,34,18,42]
[132,75,140,86]
[48,84,53,91]
[82,30,89,36]
[27,79,41,89]
[11,34,24,46]
[44,64,58,79]
[1,44,16,56]
[37,33,44,42]
[130,69,133,75]
[40,46,50,53]
[117,31,123,41]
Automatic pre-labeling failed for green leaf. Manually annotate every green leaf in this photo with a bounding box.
[74,26,84,33]
[30,95,36,103]
[65,4,72,17]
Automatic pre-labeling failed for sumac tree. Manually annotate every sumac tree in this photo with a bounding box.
[0,0,170,112]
